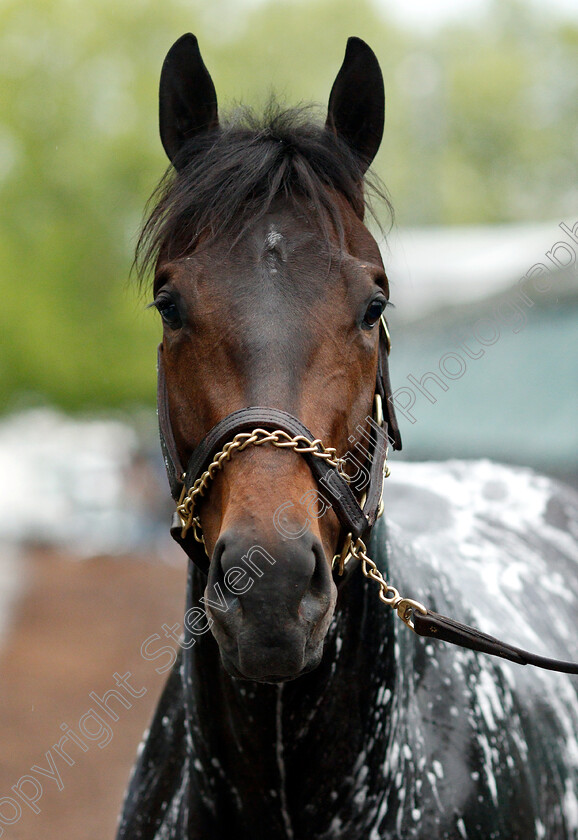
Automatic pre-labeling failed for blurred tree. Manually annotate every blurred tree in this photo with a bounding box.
[0,0,575,410]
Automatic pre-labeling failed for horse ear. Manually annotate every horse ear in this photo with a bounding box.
[159,33,219,169]
[326,37,385,174]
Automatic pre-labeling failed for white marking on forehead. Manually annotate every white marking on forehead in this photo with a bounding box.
[262,226,287,275]
[265,227,284,250]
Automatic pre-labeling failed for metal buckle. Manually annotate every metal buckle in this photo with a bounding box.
[396,598,428,631]
[373,393,384,428]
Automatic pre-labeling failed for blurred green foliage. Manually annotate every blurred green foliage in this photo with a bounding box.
[1,0,576,410]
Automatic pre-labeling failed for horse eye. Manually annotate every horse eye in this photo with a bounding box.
[154,297,182,329]
[362,297,386,330]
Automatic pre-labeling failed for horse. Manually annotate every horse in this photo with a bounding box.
[116,34,578,839]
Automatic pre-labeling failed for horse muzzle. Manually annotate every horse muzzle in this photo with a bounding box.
[204,529,336,682]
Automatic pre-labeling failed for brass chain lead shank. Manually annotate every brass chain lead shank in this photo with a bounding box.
[349,537,428,631]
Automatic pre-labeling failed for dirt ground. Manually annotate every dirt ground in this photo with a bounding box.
[0,546,188,840]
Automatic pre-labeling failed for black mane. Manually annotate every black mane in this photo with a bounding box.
[136,102,392,278]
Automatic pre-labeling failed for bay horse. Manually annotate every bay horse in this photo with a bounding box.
[116,34,578,839]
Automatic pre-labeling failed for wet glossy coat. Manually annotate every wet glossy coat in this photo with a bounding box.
[117,462,578,839]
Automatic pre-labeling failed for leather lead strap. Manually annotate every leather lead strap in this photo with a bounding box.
[412,609,578,675]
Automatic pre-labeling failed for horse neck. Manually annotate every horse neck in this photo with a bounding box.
[183,521,397,826]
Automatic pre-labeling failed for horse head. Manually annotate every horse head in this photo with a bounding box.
[142,34,401,683]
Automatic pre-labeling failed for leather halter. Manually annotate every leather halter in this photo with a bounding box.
[157,318,401,575]
[156,320,578,676]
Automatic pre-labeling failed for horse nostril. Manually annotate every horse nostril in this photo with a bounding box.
[309,536,333,596]
[211,533,227,573]
[206,534,235,605]
[209,532,279,602]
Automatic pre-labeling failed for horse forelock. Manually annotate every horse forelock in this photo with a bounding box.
[135,101,392,285]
